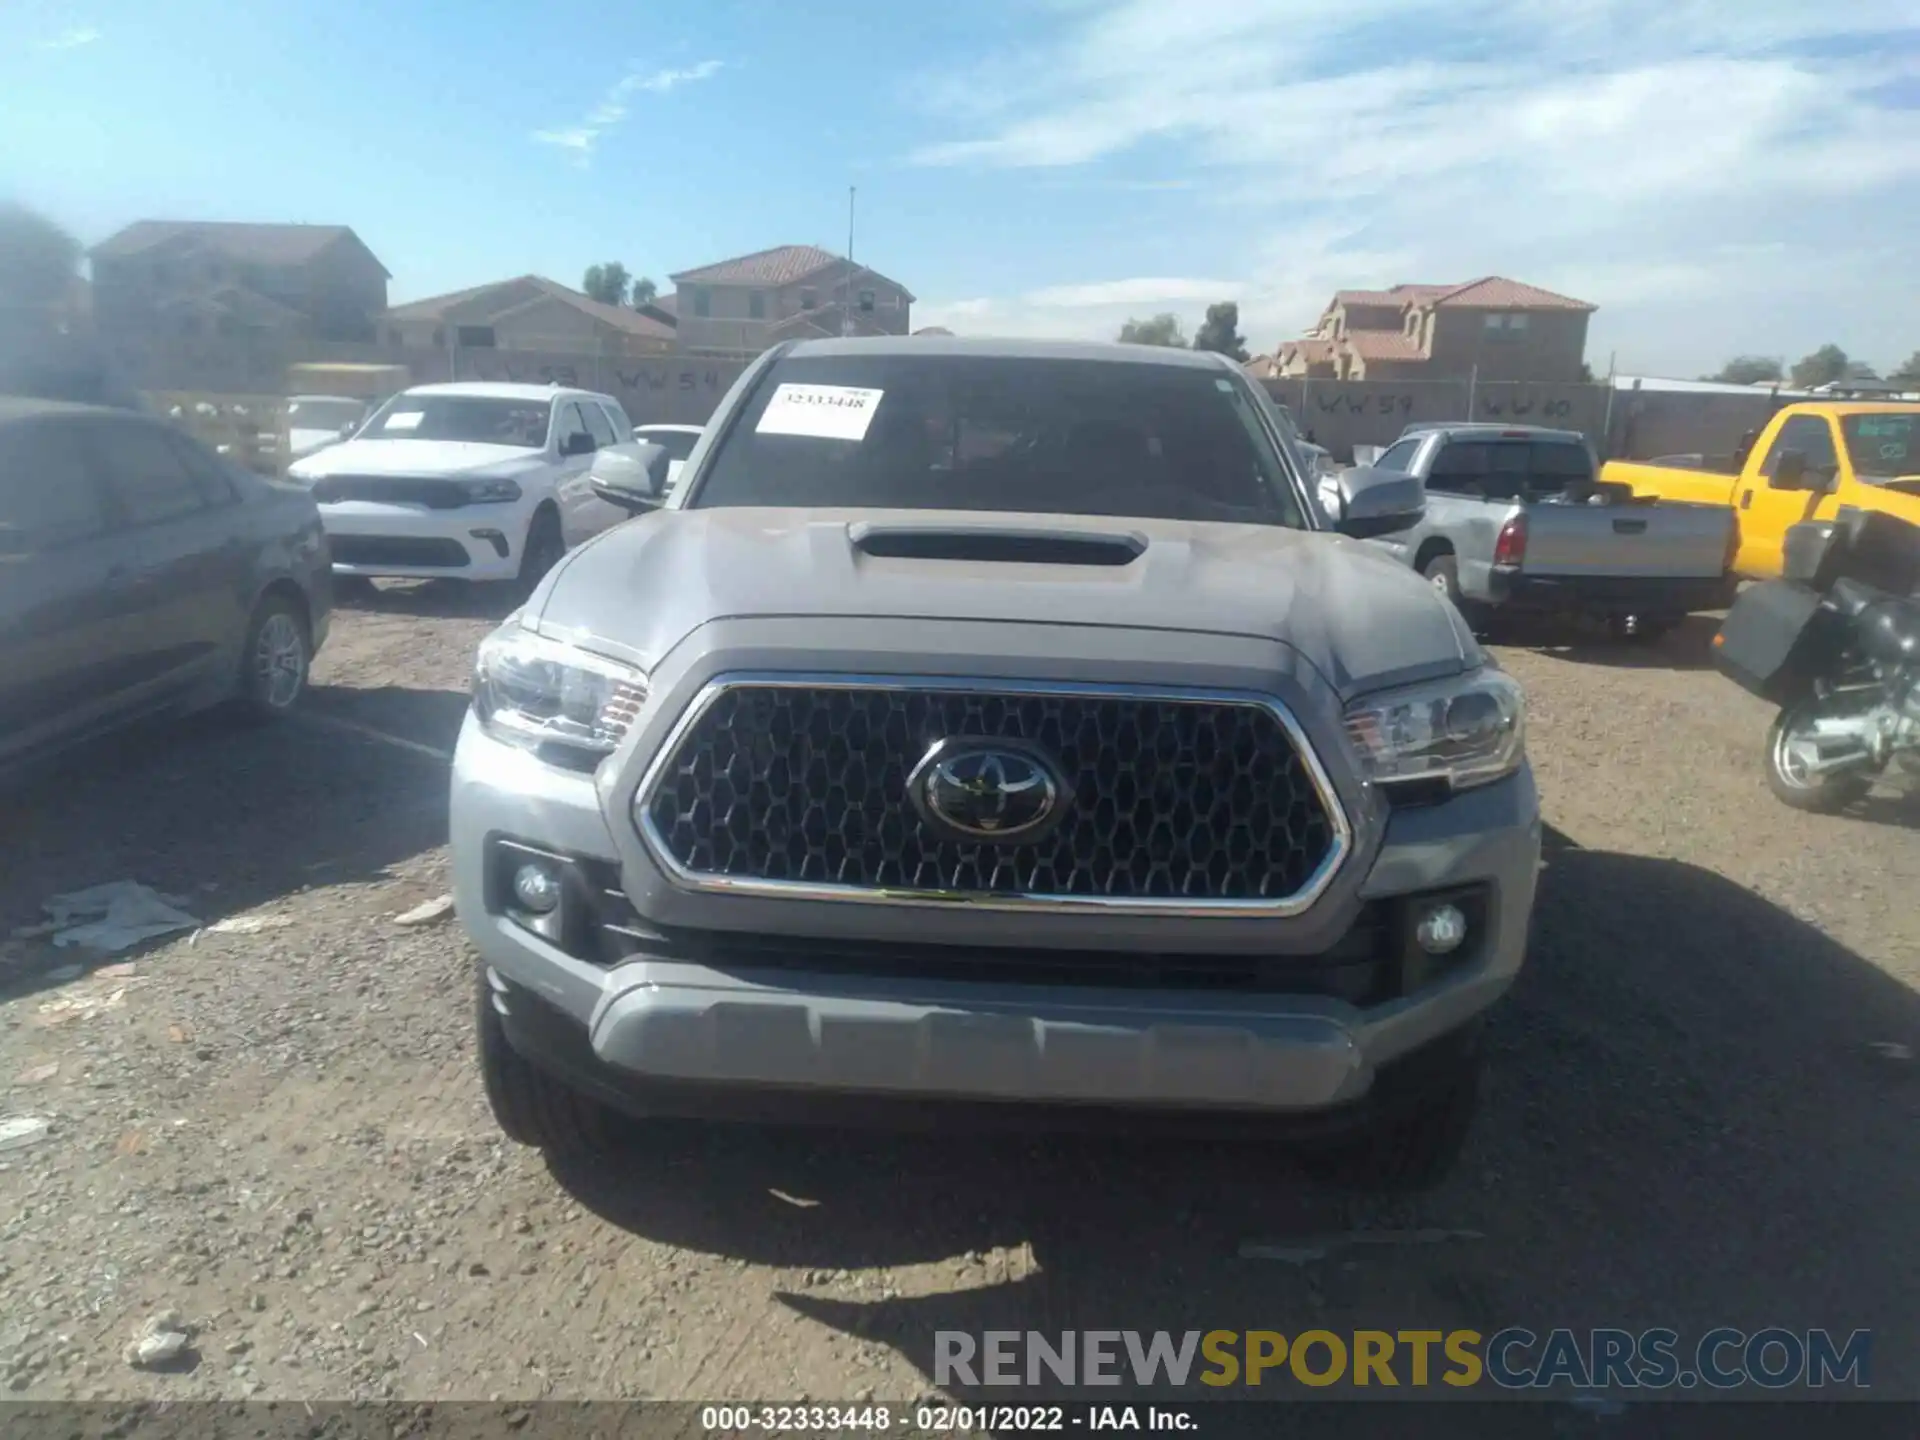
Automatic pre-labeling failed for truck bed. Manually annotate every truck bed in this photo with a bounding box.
[1601,458,1740,508]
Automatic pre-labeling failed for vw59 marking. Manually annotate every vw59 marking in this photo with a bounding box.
[907,737,1069,844]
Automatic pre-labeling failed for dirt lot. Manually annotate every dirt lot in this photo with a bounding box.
[2,592,1917,1406]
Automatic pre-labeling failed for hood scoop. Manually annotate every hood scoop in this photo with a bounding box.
[848,522,1147,567]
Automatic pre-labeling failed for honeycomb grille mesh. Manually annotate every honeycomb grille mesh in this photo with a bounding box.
[642,685,1338,902]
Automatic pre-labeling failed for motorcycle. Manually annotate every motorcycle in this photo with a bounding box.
[1712,509,1920,813]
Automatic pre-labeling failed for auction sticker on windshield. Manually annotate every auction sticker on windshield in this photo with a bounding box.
[755,383,884,442]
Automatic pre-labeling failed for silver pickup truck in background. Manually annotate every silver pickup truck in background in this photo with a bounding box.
[1359,423,1738,640]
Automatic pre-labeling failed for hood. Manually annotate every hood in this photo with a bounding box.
[532,508,1477,699]
[289,438,545,479]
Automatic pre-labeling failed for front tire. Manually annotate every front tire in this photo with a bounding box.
[476,969,617,1154]
[1302,1044,1484,1193]
[1765,702,1874,812]
[234,593,310,722]
[515,507,566,597]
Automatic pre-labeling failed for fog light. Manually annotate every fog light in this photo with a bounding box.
[511,862,562,914]
[1415,902,1468,955]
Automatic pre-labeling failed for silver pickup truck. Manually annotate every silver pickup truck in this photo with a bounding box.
[1359,423,1737,639]
[452,338,1542,1191]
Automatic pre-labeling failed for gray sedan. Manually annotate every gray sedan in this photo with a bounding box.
[0,398,333,773]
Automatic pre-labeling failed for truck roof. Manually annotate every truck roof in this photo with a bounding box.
[401,381,612,402]
[1779,400,1920,417]
[783,335,1240,372]
[1399,421,1588,443]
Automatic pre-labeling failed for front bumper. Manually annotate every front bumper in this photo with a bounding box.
[451,712,1541,1118]
[317,500,527,582]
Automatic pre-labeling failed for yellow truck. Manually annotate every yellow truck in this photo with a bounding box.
[1602,402,1920,580]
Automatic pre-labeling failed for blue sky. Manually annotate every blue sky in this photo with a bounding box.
[4,0,1917,376]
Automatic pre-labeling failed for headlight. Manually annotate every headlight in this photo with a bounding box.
[461,478,523,503]
[472,626,646,761]
[1343,668,1526,792]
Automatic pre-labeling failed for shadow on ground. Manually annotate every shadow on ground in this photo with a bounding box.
[551,823,1920,1403]
[0,684,466,998]
[337,577,522,622]
[1496,613,1724,672]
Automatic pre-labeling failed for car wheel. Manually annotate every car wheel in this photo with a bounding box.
[1420,552,1463,606]
[475,967,618,1154]
[1765,703,1874,813]
[1302,1044,1483,1193]
[515,507,566,595]
[235,593,310,722]
[332,575,378,603]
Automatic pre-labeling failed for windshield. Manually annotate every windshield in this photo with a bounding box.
[358,395,552,448]
[287,398,366,431]
[1842,412,1919,479]
[689,355,1308,527]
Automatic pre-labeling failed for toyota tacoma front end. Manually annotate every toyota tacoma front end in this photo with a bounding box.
[449,337,1541,1189]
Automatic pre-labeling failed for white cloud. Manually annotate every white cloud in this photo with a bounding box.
[534,60,725,166]
[908,0,1920,373]
[38,26,101,50]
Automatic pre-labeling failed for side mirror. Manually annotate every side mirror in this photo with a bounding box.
[588,441,669,513]
[1770,449,1810,490]
[560,431,597,458]
[1333,465,1425,540]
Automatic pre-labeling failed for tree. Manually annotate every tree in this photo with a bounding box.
[631,276,658,308]
[1892,351,1920,384]
[1790,344,1849,390]
[0,201,80,314]
[1118,313,1186,347]
[1191,301,1248,361]
[1710,355,1784,385]
[582,262,631,307]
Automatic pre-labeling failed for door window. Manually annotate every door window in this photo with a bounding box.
[558,403,596,454]
[582,403,617,449]
[164,432,242,506]
[1374,438,1420,472]
[1759,416,1839,482]
[597,401,632,440]
[85,421,211,525]
[0,422,110,552]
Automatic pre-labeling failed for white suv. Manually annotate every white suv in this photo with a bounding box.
[288,381,632,589]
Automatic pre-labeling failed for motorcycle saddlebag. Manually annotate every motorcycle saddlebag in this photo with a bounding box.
[1712,580,1835,704]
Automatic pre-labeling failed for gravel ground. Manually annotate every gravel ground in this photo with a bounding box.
[2,593,1916,1405]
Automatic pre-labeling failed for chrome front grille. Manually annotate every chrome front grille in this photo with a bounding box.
[635,677,1349,914]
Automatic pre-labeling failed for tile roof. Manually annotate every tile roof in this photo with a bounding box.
[1280,337,1340,362]
[1345,331,1428,361]
[1429,276,1596,311]
[1332,290,1408,308]
[671,244,844,287]
[382,276,675,340]
[671,245,915,301]
[765,303,898,342]
[90,220,388,275]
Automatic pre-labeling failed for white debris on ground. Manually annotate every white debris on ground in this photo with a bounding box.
[41,882,200,953]
[393,894,454,928]
[123,1311,196,1370]
[0,1115,51,1152]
